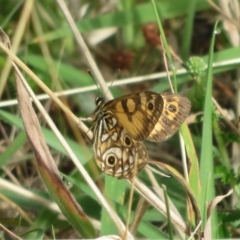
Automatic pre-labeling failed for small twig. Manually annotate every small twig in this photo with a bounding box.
[212,96,240,136]
[56,0,112,100]
[187,220,202,240]
[0,223,22,240]
[162,41,174,93]
[207,0,240,30]
[161,38,189,183]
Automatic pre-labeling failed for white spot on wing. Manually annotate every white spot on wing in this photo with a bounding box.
[124,164,129,171]
[107,168,114,173]
[102,147,122,160]
[103,118,108,131]
[129,156,134,164]
[112,132,118,141]
[97,148,101,156]
[132,148,136,154]
[115,167,122,174]
[100,162,105,168]
[98,120,103,138]
[101,133,109,142]
[96,160,105,170]
[112,117,117,126]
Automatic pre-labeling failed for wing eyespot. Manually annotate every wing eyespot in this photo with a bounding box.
[168,104,177,112]
[147,101,154,111]
[106,154,117,166]
[123,135,132,147]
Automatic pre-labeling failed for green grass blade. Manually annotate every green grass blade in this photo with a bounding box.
[181,0,197,60]
[100,177,128,235]
[39,1,211,42]
[200,22,219,237]
[0,131,27,167]
[0,110,90,164]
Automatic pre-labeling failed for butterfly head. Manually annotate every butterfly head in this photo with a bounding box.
[83,96,107,123]
[95,96,105,106]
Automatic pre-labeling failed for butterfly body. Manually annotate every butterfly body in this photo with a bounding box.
[84,91,191,179]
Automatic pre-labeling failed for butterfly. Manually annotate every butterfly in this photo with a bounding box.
[82,91,191,179]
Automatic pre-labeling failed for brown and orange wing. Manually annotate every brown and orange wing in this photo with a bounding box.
[93,113,148,179]
[104,91,191,142]
[103,91,164,141]
[147,92,191,142]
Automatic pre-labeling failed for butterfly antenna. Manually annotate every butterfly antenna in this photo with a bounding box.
[105,69,122,99]
[87,69,102,99]
[110,69,120,88]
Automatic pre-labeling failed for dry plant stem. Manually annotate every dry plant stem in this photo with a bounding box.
[0,121,10,142]
[14,64,93,236]
[0,192,35,226]
[31,6,60,87]
[162,185,174,238]
[2,162,23,185]
[145,168,185,239]
[13,60,131,239]
[0,178,60,212]
[133,178,189,235]
[1,56,240,108]
[179,133,189,183]
[156,39,184,66]
[218,0,240,46]
[146,168,183,220]
[0,40,91,139]
[124,152,140,238]
[96,235,122,240]
[161,40,189,183]
[207,0,240,31]
[0,0,34,98]
[204,190,233,240]
[0,68,186,108]
[129,198,149,235]
[1,178,100,231]
[56,0,112,100]
[161,41,174,93]
[0,29,132,239]
[154,161,201,231]
[0,224,22,240]
[145,165,170,178]
[188,220,202,240]
[212,96,240,136]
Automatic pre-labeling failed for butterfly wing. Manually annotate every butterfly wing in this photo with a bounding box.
[104,91,164,141]
[103,91,191,142]
[147,92,191,141]
[93,113,148,179]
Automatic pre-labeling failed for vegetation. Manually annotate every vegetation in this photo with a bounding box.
[0,0,240,239]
